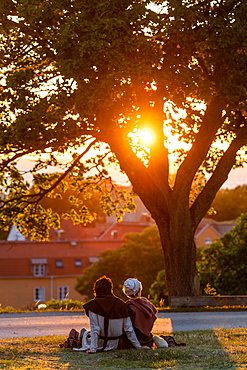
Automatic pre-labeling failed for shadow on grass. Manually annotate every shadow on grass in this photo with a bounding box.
[58,330,240,369]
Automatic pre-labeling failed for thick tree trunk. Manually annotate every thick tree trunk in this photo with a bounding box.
[154,211,200,297]
[107,139,201,297]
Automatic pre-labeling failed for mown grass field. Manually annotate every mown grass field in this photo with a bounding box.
[1,328,247,369]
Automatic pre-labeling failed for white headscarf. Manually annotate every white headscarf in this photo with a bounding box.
[123,278,142,297]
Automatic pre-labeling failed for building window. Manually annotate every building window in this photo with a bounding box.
[58,286,69,300]
[55,259,64,268]
[74,259,82,267]
[34,287,45,302]
[31,258,47,277]
[88,257,99,266]
[56,229,65,241]
[33,264,46,277]
[205,237,212,245]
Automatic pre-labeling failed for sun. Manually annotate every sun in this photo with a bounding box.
[127,128,155,147]
[139,129,154,145]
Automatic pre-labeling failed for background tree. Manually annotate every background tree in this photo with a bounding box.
[197,213,247,295]
[75,227,164,300]
[149,270,167,306]
[208,185,247,221]
[1,0,247,297]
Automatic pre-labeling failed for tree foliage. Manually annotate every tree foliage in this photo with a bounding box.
[36,174,108,225]
[198,213,247,295]
[149,270,167,305]
[209,185,247,221]
[1,0,247,296]
[75,226,164,300]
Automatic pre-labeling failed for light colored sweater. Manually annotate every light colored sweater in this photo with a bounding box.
[81,310,142,352]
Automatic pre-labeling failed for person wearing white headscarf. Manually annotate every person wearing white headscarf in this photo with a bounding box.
[123,278,168,349]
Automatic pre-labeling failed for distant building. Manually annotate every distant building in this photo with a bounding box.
[0,238,124,309]
[195,218,237,248]
[7,225,26,241]
[0,191,238,309]
[0,201,153,309]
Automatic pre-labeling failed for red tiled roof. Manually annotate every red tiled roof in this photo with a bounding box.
[195,218,237,238]
[0,239,124,278]
[49,219,108,241]
[48,219,152,241]
[1,218,152,278]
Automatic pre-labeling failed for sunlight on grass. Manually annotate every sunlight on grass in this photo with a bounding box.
[0,330,247,369]
[215,328,247,369]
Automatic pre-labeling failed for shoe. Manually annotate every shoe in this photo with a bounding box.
[73,348,85,351]
[153,335,169,348]
[80,328,87,335]
[79,328,87,340]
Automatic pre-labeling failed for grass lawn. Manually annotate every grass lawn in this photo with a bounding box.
[1,329,247,370]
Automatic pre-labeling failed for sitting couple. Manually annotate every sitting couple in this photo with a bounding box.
[74,275,168,353]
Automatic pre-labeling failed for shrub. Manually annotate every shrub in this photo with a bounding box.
[45,299,84,310]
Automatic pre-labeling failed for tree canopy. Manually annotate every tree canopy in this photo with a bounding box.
[36,174,107,225]
[209,185,247,221]
[75,226,164,300]
[1,0,247,296]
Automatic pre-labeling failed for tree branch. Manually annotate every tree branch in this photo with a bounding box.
[173,96,225,200]
[0,150,32,171]
[191,132,247,229]
[32,138,98,201]
[105,129,170,217]
[216,0,245,17]
[0,138,97,210]
[1,16,57,61]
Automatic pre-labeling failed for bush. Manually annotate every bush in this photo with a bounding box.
[149,270,168,306]
[45,299,84,311]
[0,305,16,313]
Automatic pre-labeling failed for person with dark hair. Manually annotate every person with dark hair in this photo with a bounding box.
[74,276,150,353]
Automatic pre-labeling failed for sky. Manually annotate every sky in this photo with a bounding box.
[18,157,247,190]
[221,166,247,189]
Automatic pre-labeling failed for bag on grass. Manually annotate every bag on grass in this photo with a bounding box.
[160,335,186,347]
[59,328,81,349]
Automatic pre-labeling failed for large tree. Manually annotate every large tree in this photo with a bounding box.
[1,0,247,297]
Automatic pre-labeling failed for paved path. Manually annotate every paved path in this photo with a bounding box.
[1,311,247,339]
